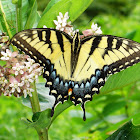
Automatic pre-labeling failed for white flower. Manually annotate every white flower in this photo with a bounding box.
[95,27,102,34]
[12,63,24,75]
[53,12,75,35]
[0,77,8,86]
[43,25,47,28]
[27,58,35,64]
[21,76,31,87]
[64,12,69,20]
[1,49,12,60]
[91,23,98,31]
[3,88,11,96]
[91,22,102,35]
[9,82,21,93]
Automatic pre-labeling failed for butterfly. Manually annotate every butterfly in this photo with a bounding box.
[11,28,140,120]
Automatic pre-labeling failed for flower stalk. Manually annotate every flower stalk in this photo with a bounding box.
[16,0,23,32]
[29,81,41,113]
[29,82,49,140]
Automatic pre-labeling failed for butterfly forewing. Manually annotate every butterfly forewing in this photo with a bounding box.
[11,28,73,79]
[74,35,140,81]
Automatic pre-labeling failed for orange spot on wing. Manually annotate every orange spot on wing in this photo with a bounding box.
[68,88,73,95]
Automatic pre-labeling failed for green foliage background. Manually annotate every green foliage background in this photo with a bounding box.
[0,0,140,139]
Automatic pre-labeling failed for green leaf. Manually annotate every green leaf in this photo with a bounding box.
[37,0,93,28]
[132,112,140,126]
[29,109,52,129]
[0,0,15,38]
[102,112,140,138]
[103,101,126,116]
[51,100,73,124]
[101,63,140,94]
[27,100,72,129]
[0,61,6,66]
[106,121,140,140]
[41,0,61,15]
[24,0,38,29]
[125,30,137,40]
[12,0,18,4]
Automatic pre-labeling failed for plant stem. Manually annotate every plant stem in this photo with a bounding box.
[30,81,40,113]
[30,81,49,140]
[36,128,48,140]
[16,0,23,32]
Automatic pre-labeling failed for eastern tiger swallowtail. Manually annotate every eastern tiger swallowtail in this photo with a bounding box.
[11,28,140,120]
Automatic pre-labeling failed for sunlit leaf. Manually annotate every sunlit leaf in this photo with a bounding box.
[106,121,140,140]
[132,112,140,126]
[37,0,93,27]
[24,0,38,29]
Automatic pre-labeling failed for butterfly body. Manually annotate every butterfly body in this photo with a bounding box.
[11,28,140,120]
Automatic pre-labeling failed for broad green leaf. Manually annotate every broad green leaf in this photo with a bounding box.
[37,0,93,28]
[24,0,38,29]
[51,100,73,125]
[80,118,104,132]
[132,112,140,126]
[133,26,140,42]
[106,121,140,140]
[0,0,15,38]
[103,101,126,116]
[101,63,140,94]
[125,30,137,40]
[101,112,140,138]
[37,0,50,12]
[0,0,36,36]
[27,100,72,129]
[41,0,61,15]
[30,109,52,129]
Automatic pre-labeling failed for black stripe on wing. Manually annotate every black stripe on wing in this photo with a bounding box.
[56,30,64,52]
[89,36,102,55]
[105,35,140,74]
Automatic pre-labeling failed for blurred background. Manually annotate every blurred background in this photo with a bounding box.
[0,0,140,139]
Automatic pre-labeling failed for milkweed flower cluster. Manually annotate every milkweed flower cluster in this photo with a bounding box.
[0,35,43,98]
[53,12,102,37]
[53,12,75,36]
[82,22,102,37]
